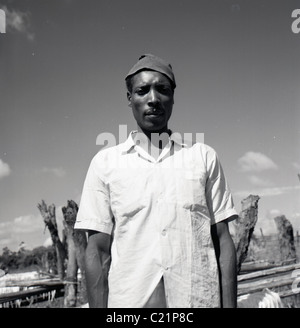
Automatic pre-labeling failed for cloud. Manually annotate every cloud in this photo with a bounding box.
[0,9,5,33]
[0,213,46,251]
[254,209,282,235]
[0,159,11,179]
[0,214,43,238]
[292,162,300,171]
[0,200,75,251]
[267,209,282,218]
[0,202,68,250]
[247,175,273,187]
[237,151,278,172]
[2,6,35,41]
[234,184,300,198]
[41,167,66,178]
[257,209,300,236]
[43,236,53,248]
[13,214,44,234]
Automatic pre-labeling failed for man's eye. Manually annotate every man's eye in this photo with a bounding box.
[158,86,171,94]
[135,88,147,95]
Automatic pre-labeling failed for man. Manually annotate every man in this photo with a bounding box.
[75,54,238,308]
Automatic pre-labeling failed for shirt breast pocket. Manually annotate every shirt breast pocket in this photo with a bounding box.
[175,170,207,209]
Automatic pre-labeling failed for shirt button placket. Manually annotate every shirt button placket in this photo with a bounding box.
[161,228,169,271]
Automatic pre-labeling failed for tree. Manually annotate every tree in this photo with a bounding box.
[232,195,260,273]
[274,215,296,264]
[0,247,17,270]
[37,200,66,280]
[62,200,87,307]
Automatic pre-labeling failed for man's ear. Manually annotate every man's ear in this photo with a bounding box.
[127,92,132,107]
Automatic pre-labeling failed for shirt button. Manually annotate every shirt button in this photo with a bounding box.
[161,229,167,236]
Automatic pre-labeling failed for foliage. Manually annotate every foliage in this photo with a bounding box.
[0,244,57,273]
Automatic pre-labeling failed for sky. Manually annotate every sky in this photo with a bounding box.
[0,0,299,251]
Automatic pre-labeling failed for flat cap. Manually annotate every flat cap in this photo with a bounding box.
[125,54,176,89]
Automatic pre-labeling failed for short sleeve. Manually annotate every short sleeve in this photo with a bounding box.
[204,147,238,225]
[74,155,114,234]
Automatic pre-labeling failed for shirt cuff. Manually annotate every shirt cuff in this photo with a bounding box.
[74,219,113,235]
[212,208,238,225]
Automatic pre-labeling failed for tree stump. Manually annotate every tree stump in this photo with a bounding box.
[62,200,87,307]
[233,195,260,274]
[37,200,66,280]
[274,215,296,264]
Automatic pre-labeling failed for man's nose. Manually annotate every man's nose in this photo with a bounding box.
[147,89,159,105]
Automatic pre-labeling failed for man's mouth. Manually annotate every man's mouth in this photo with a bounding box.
[145,109,164,117]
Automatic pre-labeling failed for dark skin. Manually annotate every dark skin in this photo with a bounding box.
[84,70,237,308]
[127,71,174,137]
[211,219,237,308]
[85,230,111,307]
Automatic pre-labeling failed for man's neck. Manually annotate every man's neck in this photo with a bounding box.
[133,127,172,160]
[137,127,170,146]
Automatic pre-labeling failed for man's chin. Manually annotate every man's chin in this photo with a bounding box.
[138,124,169,135]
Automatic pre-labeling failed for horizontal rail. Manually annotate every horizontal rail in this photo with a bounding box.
[238,262,300,282]
[0,282,64,307]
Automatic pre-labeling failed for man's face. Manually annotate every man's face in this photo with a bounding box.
[127,70,174,134]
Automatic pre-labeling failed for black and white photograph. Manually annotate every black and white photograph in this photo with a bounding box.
[0,0,300,311]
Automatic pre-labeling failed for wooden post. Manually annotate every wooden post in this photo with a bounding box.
[62,200,87,307]
[233,195,260,274]
[37,200,66,280]
[62,202,78,307]
[274,215,296,264]
[74,224,88,305]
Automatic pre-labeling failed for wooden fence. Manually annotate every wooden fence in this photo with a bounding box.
[238,262,300,307]
[1,262,300,307]
[0,278,64,308]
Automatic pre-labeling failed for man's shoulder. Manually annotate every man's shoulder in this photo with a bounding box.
[187,141,217,156]
[91,142,126,165]
[171,132,216,155]
[186,142,220,167]
[194,142,214,151]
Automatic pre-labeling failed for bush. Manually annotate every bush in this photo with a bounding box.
[0,245,57,273]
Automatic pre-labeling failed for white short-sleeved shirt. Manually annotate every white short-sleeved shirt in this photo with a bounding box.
[75,131,237,308]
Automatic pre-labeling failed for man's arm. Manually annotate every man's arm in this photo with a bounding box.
[85,230,112,308]
[211,218,237,308]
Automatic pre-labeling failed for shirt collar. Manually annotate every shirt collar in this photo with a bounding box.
[120,131,137,153]
[169,132,189,148]
[121,130,188,154]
